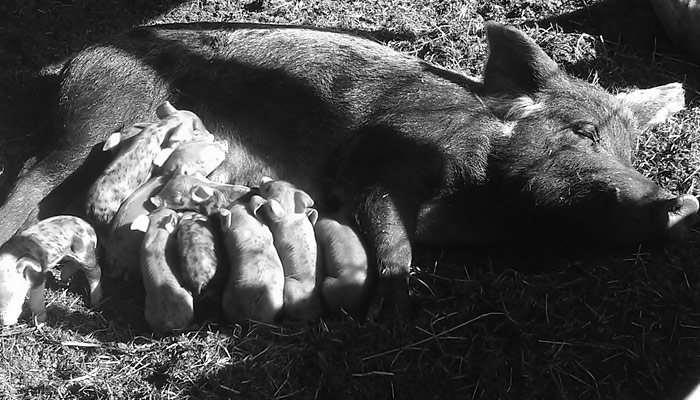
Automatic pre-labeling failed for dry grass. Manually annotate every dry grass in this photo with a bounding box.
[2,0,700,399]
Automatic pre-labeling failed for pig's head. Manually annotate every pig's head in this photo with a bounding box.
[480,22,698,244]
[0,252,43,326]
[259,177,315,214]
[156,101,212,146]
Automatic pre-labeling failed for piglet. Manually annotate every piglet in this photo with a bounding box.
[315,213,372,319]
[252,182,321,322]
[104,175,168,280]
[176,211,222,303]
[219,201,285,324]
[151,173,252,213]
[154,140,229,177]
[132,209,193,335]
[0,216,103,326]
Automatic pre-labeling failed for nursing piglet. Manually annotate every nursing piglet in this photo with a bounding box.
[133,209,193,334]
[315,213,372,319]
[252,189,321,322]
[219,201,284,324]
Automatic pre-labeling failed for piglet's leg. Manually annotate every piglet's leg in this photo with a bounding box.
[28,281,47,326]
[81,258,103,308]
[70,237,104,307]
[60,258,103,307]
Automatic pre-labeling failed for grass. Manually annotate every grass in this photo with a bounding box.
[2,0,700,399]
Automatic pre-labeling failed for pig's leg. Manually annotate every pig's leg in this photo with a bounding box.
[28,280,47,325]
[354,189,413,321]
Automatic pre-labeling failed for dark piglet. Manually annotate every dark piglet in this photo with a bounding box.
[176,211,223,305]
[0,22,697,320]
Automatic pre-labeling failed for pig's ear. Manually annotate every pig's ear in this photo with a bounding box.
[190,185,214,203]
[130,214,151,232]
[482,22,561,95]
[150,196,163,209]
[18,257,45,287]
[156,101,178,119]
[616,82,685,128]
[306,209,319,226]
[153,148,174,167]
[294,191,314,212]
[219,208,232,229]
[102,132,122,151]
[163,213,178,233]
[267,199,286,220]
[249,195,267,219]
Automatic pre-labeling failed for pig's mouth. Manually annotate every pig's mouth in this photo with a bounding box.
[608,193,700,243]
[663,194,700,239]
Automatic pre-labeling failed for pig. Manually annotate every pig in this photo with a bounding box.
[219,200,285,324]
[0,216,103,326]
[176,211,222,301]
[104,175,169,280]
[154,140,229,177]
[251,194,322,322]
[150,173,252,213]
[0,22,697,320]
[314,213,372,318]
[133,208,193,334]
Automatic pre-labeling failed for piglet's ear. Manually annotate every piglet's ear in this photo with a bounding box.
[18,257,44,287]
[156,101,178,119]
[482,22,561,95]
[306,209,319,226]
[293,191,314,213]
[102,132,122,151]
[219,208,232,229]
[616,82,685,128]
[130,214,151,232]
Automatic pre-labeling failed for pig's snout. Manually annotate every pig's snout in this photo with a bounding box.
[662,194,699,239]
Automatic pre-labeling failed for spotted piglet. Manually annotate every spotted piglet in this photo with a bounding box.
[176,211,223,308]
[253,178,321,321]
[315,213,372,319]
[0,216,103,326]
[85,102,205,234]
[219,201,285,324]
[132,209,193,335]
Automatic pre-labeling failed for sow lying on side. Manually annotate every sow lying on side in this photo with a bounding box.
[0,22,696,319]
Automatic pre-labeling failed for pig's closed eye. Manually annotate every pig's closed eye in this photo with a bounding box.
[572,122,600,143]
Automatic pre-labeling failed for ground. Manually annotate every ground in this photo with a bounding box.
[1,0,700,399]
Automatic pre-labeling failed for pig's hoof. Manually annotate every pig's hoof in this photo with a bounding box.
[367,278,411,322]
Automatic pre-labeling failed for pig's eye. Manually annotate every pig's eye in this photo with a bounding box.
[572,122,600,143]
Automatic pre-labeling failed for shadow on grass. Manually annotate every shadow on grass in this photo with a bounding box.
[528,0,700,98]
